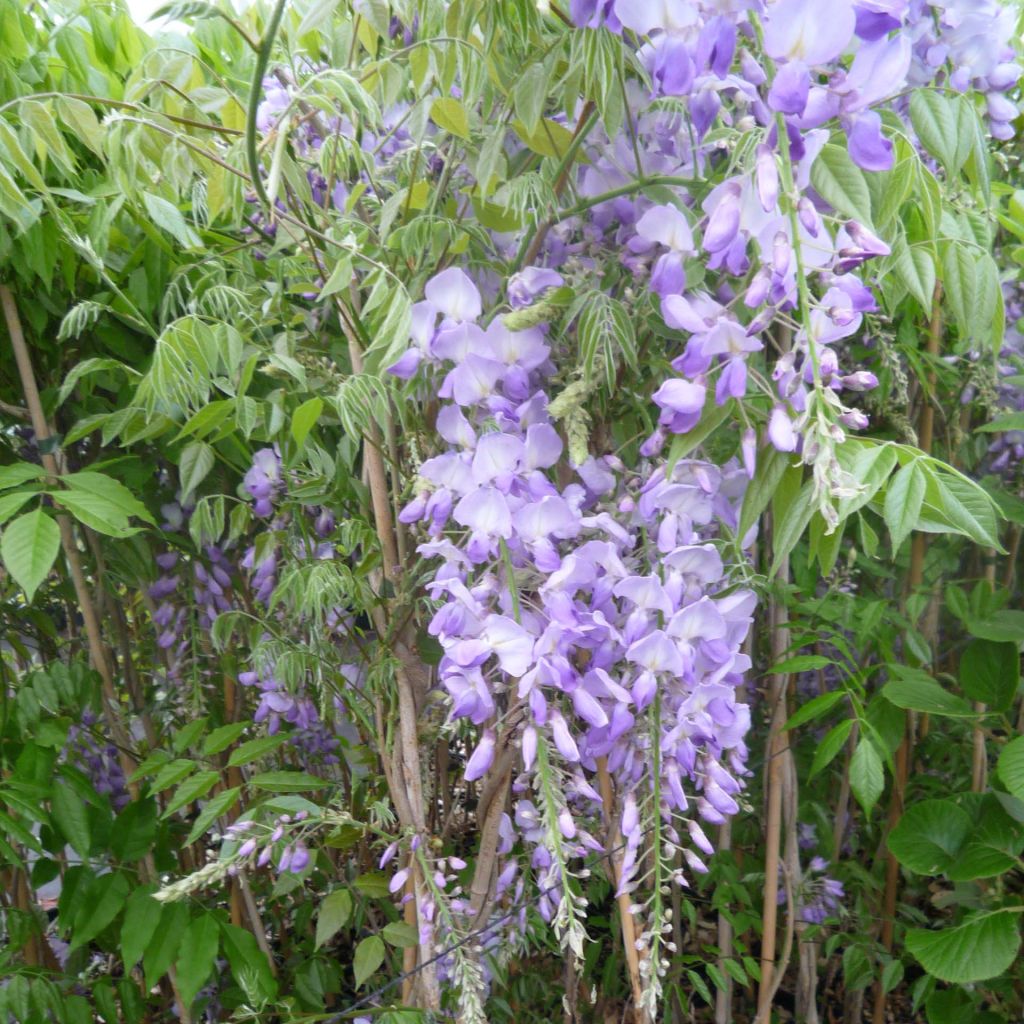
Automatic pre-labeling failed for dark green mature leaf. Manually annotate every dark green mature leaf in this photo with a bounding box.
[882,667,976,717]
[121,888,161,969]
[784,691,846,731]
[354,934,386,987]
[220,922,278,1003]
[144,903,189,989]
[227,734,290,767]
[184,786,240,845]
[175,913,219,1007]
[52,779,91,857]
[960,640,1019,711]
[315,889,353,950]
[906,912,1020,983]
[70,871,130,949]
[248,771,329,792]
[849,738,884,815]
[202,723,247,756]
[948,799,1024,881]
[811,144,873,226]
[888,800,972,874]
[909,90,971,177]
[162,770,219,817]
[809,719,854,779]
[110,797,157,861]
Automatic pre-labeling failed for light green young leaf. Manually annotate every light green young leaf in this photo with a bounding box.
[142,192,202,249]
[291,397,323,450]
[430,97,470,139]
[1,508,61,601]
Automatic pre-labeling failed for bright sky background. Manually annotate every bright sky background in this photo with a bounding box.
[125,0,167,24]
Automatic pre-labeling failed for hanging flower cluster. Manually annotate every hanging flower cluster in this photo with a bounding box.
[392,265,755,1001]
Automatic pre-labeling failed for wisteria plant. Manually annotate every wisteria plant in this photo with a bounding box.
[0,1,1023,1023]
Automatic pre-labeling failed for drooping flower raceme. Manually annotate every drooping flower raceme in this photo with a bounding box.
[392,266,755,1006]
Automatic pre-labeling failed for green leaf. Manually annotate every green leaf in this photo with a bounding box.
[315,888,353,950]
[142,192,201,249]
[51,779,91,857]
[291,397,323,450]
[925,467,1002,549]
[178,442,215,502]
[121,888,161,968]
[0,463,45,489]
[784,690,846,731]
[881,958,904,995]
[511,118,576,159]
[227,734,289,767]
[882,667,976,717]
[110,797,157,861]
[998,736,1024,802]
[770,654,835,675]
[849,738,884,815]
[874,158,915,228]
[948,800,1024,881]
[430,97,470,139]
[173,717,209,754]
[382,921,419,948]
[906,911,1020,984]
[144,902,189,989]
[353,935,386,988]
[71,871,130,949]
[202,723,247,756]
[811,143,873,226]
[909,90,967,177]
[61,471,154,524]
[175,913,220,1007]
[770,470,816,576]
[513,64,549,136]
[809,719,854,779]
[161,770,220,818]
[50,490,134,537]
[968,610,1024,643]
[892,235,936,310]
[248,770,328,792]
[219,922,278,1003]
[150,758,197,793]
[1,509,61,601]
[738,445,791,541]
[960,639,1019,711]
[184,786,240,846]
[942,241,979,344]
[978,412,1024,433]
[883,461,925,551]
[888,800,972,874]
